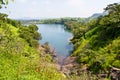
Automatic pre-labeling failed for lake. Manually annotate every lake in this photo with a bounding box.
[37,24,73,59]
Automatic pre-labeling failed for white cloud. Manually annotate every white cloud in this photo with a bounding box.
[3,0,120,19]
[44,0,51,5]
[19,0,27,3]
[67,0,84,7]
[31,1,37,5]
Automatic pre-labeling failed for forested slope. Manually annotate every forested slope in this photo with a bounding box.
[68,3,120,79]
[0,13,65,80]
[1,0,120,79]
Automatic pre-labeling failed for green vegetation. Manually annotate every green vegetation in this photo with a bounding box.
[0,0,120,79]
[69,2,120,79]
[0,0,14,8]
[39,18,86,24]
[0,14,66,79]
[0,1,66,79]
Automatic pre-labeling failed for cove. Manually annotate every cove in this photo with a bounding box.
[37,24,73,59]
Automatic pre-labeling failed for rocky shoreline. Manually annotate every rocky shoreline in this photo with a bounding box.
[39,44,120,80]
[38,44,77,72]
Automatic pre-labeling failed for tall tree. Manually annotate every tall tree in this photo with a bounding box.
[100,3,120,26]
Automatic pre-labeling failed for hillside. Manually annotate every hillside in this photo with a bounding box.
[68,3,120,79]
[88,12,107,19]
[0,13,66,80]
[0,0,120,80]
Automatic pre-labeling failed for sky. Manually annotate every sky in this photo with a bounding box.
[0,0,119,19]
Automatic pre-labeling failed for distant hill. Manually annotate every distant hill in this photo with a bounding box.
[18,12,108,24]
[88,12,108,19]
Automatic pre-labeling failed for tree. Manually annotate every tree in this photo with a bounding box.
[100,3,120,26]
[0,0,14,8]
[104,3,120,15]
[28,24,38,31]
[0,13,8,20]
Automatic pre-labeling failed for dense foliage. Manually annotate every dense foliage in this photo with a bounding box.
[0,13,66,79]
[1,0,120,79]
[39,18,87,25]
[69,2,120,79]
[0,0,14,8]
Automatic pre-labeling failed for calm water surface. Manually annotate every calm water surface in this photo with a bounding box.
[37,24,73,58]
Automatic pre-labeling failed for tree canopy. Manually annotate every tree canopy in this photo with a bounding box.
[69,2,120,79]
[0,0,14,8]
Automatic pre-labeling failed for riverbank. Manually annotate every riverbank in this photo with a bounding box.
[38,44,76,75]
[38,29,97,80]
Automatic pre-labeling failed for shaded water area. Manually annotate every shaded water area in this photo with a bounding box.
[37,24,73,65]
